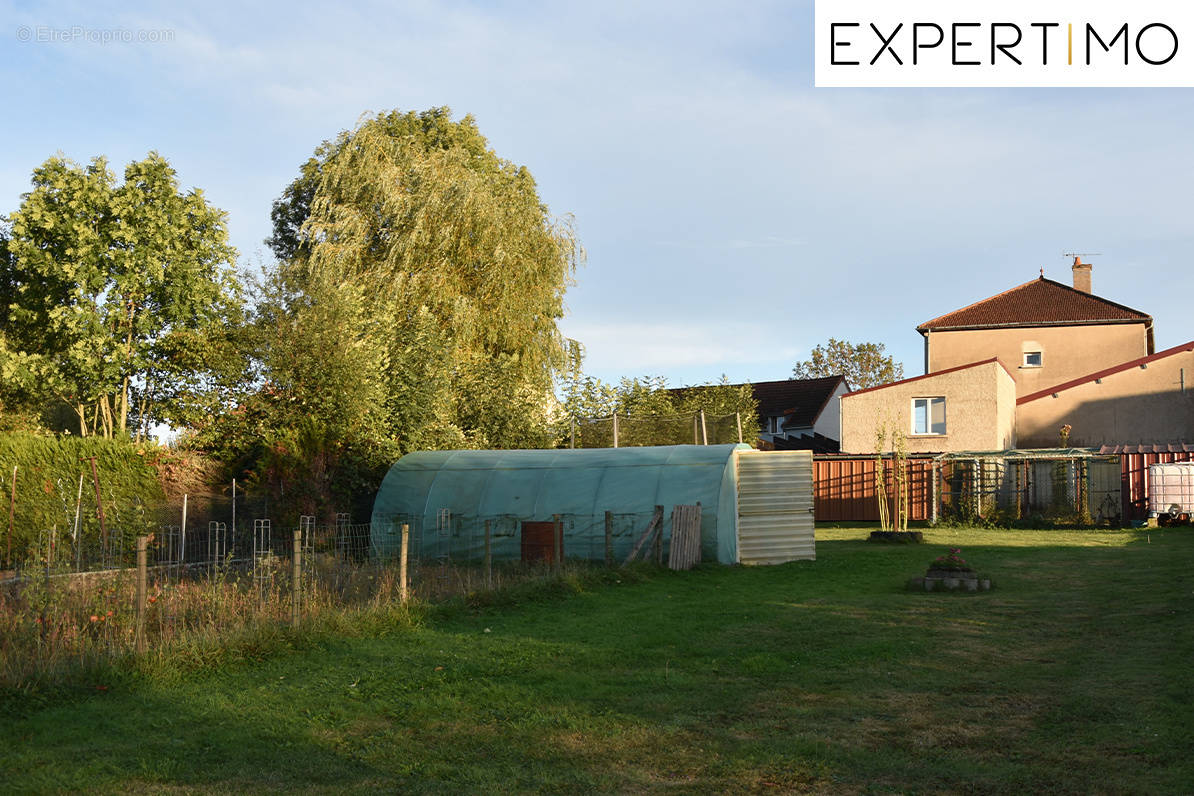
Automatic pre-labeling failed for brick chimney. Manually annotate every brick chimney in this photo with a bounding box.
[1072,256,1092,293]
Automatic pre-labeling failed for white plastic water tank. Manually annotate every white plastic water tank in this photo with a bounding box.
[1147,462,1194,517]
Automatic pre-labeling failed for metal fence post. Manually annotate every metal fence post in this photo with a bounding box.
[736,412,743,444]
[612,414,619,448]
[180,493,188,569]
[7,465,17,569]
[700,410,708,445]
[653,508,663,564]
[135,536,147,654]
[484,519,493,589]
[553,514,562,572]
[604,511,613,567]
[399,523,409,604]
[291,529,302,624]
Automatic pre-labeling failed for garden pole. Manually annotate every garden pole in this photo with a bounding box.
[82,457,107,559]
[484,520,492,589]
[135,536,147,655]
[736,412,743,444]
[612,414,619,448]
[291,529,302,624]
[231,478,237,552]
[570,419,576,449]
[72,473,84,572]
[700,410,708,445]
[553,514,562,572]
[6,465,15,569]
[604,511,613,567]
[180,494,188,568]
[399,523,409,604]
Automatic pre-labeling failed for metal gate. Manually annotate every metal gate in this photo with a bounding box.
[735,450,815,565]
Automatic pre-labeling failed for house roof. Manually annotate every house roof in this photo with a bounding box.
[753,376,847,428]
[673,376,846,429]
[917,277,1152,333]
[843,358,1014,398]
[1097,443,1194,454]
[1017,341,1194,405]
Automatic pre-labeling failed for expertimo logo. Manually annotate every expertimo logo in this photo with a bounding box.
[815,0,1194,87]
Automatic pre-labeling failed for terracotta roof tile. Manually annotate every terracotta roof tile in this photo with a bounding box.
[917,277,1151,332]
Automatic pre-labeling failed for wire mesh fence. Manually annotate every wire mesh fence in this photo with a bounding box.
[567,411,747,448]
[815,451,1125,526]
[936,453,1122,526]
[0,503,678,686]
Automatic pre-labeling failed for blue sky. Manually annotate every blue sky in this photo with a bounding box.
[3,0,1193,387]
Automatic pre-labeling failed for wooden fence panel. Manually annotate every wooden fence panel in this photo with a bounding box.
[813,456,936,523]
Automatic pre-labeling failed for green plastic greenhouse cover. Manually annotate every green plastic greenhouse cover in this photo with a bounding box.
[371,444,750,564]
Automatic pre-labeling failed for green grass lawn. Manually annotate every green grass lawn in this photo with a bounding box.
[2,526,1192,794]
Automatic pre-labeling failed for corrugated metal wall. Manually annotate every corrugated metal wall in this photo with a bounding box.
[1120,451,1194,520]
[735,450,815,565]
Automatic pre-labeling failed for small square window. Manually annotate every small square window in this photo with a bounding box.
[912,397,946,435]
[1023,351,1043,368]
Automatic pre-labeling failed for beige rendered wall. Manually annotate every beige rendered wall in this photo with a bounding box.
[840,361,1016,454]
[926,323,1148,397]
[1017,350,1194,447]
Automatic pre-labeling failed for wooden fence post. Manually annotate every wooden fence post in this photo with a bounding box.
[612,414,619,448]
[399,523,409,604]
[291,529,302,624]
[604,511,613,567]
[135,535,147,654]
[484,519,493,589]
[736,412,743,444]
[700,410,708,445]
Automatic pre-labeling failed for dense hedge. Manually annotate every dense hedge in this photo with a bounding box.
[0,434,165,566]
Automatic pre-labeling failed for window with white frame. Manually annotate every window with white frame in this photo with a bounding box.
[1022,351,1043,368]
[912,397,946,435]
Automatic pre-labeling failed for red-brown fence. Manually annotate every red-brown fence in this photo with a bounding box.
[816,450,1194,524]
[814,456,936,522]
[1118,450,1194,521]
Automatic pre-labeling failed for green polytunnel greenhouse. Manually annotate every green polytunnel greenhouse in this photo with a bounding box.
[370,444,815,566]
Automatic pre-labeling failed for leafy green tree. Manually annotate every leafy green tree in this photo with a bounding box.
[792,338,904,390]
[0,153,240,438]
[267,107,581,453]
[557,356,758,448]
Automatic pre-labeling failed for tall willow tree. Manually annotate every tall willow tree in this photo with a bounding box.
[266,108,582,452]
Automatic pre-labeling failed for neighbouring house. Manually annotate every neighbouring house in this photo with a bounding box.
[839,358,1017,454]
[1017,342,1194,448]
[839,257,1193,454]
[916,258,1153,399]
[752,376,850,451]
[670,375,849,451]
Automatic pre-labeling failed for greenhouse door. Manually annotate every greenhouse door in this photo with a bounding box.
[521,521,562,563]
[735,450,815,565]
